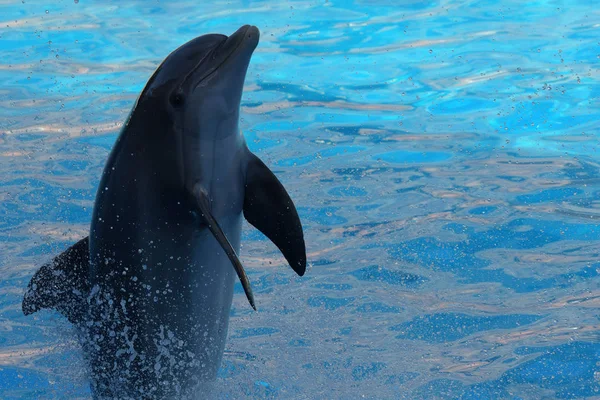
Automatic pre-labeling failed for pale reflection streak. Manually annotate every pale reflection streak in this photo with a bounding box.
[487,324,600,345]
[0,346,57,367]
[294,30,497,56]
[3,99,409,137]
[550,292,600,308]
[243,99,412,114]
[333,0,464,29]
[5,121,123,136]
[25,224,89,242]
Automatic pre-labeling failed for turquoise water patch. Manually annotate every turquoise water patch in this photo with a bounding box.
[391,218,599,292]
[231,327,280,339]
[298,206,348,225]
[413,342,600,399]
[244,130,284,152]
[350,265,426,286]
[307,296,355,310]
[289,338,311,347]
[277,145,365,167]
[502,342,600,398]
[469,206,497,215]
[76,134,118,150]
[234,274,291,295]
[354,302,402,314]
[431,98,496,114]
[352,362,386,381]
[391,313,543,343]
[0,367,50,396]
[313,283,353,291]
[515,187,584,204]
[377,150,452,164]
[328,186,368,197]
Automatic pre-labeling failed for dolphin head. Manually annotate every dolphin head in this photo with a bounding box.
[135,25,259,139]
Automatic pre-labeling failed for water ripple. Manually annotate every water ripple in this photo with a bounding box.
[1,0,598,398]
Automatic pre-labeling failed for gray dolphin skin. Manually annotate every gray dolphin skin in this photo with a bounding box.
[22,25,306,399]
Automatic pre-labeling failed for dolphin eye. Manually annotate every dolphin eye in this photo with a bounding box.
[170,93,185,108]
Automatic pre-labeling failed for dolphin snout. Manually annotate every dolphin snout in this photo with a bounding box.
[224,25,260,53]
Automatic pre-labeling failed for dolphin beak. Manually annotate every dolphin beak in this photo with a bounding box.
[213,25,259,69]
[226,25,259,53]
[188,25,259,92]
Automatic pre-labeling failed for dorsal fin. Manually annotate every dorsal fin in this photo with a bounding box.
[22,237,90,324]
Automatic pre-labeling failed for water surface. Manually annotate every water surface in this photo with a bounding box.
[0,0,599,398]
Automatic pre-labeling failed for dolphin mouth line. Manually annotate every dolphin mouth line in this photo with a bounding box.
[184,25,255,92]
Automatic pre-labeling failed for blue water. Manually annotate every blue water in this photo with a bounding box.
[1,0,599,398]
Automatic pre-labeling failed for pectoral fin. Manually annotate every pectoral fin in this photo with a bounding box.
[243,153,306,276]
[22,237,90,324]
[192,184,256,311]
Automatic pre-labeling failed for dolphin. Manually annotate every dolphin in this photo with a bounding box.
[22,25,306,399]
